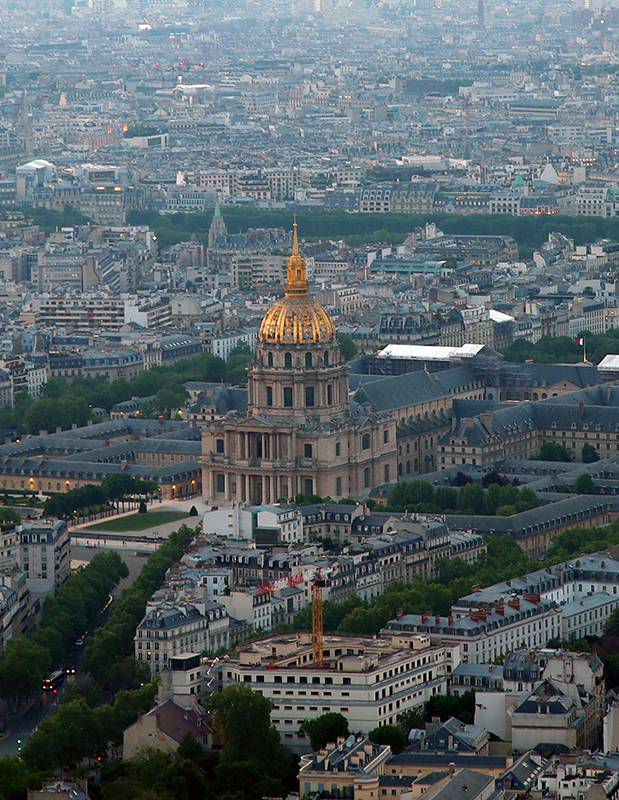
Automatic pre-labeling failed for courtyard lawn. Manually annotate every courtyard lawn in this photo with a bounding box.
[80,510,190,532]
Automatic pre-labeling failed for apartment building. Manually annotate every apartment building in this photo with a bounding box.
[23,295,126,333]
[135,600,230,676]
[219,632,458,752]
[211,328,258,361]
[382,598,562,664]
[16,519,70,597]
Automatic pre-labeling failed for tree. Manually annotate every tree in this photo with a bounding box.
[368,725,407,754]
[575,473,597,495]
[456,483,484,514]
[426,691,476,725]
[299,712,350,750]
[536,442,573,462]
[337,332,357,361]
[582,443,600,463]
[206,685,280,763]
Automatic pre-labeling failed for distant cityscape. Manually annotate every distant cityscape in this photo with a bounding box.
[4,0,619,799]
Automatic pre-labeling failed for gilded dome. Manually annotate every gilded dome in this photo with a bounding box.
[258,221,336,344]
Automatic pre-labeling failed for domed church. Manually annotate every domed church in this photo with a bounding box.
[201,222,396,505]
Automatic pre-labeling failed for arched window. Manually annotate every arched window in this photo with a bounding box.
[284,352,292,369]
[364,467,371,488]
[362,433,370,449]
[324,350,329,366]
[267,352,274,367]
[384,464,390,483]
[406,461,411,473]
[305,386,315,407]
[305,352,313,368]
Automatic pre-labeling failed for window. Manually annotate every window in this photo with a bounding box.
[336,442,341,457]
[362,433,370,449]
[216,439,224,454]
[327,384,333,405]
[284,353,292,369]
[284,387,293,407]
[383,430,389,444]
[364,467,370,488]
[384,464,390,483]
[305,386,315,407]
[267,352,274,367]
[336,477,342,496]
[304,443,313,458]
[216,474,225,493]
[305,478,313,495]
[324,350,329,366]
[266,386,273,406]
[305,352,313,368]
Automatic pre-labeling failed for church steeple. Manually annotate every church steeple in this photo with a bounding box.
[208,194,227,248]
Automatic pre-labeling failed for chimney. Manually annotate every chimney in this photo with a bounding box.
[435,615,440,624]
[579,402,585,420]
[395,608,404,620]
[448,616,453,626]
[480,410,493,431]
[508,599,520,610]
[449,762,456,776]
[422,613,429,624]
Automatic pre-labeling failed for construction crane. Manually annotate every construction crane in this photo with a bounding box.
[255,564,338,668]
[312,569,327,668]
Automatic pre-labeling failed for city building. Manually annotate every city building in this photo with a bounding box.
[218,631,459,752]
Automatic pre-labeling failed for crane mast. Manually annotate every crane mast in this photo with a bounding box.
[312,571,326,668]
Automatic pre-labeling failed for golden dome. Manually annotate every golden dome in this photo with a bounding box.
[259,221,336,344]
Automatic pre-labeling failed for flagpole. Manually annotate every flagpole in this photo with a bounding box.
[584,338,588,364]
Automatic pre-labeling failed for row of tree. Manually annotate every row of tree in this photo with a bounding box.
[21,683,158,772]
[382,478,541,517]
[81,524,199,689]
[126,206,619,254]
[0,551,128,700]
[43,474,159,520]
[292,517,619,637]
[502,330,619,366]
[0,344,253,437]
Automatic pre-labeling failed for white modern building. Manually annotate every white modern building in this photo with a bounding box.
[219,632,460,753]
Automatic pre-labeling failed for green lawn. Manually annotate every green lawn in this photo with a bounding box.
[80,510,191,532]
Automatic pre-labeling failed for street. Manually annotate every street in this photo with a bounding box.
[0,541,146,756]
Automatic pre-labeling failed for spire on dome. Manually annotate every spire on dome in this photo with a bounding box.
[284,216,309,297]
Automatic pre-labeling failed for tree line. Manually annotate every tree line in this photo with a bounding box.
[126,206,619,253]
[291,517,619,639]
[380,477,541,517]
[502,330,619,366]
[1,683,299,800]
[43,474,159,521]
[0,551,128,701]
[0,343,252,437]
[82,524,199,690]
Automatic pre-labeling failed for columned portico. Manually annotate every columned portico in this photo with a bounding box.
[201,222,397,506]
